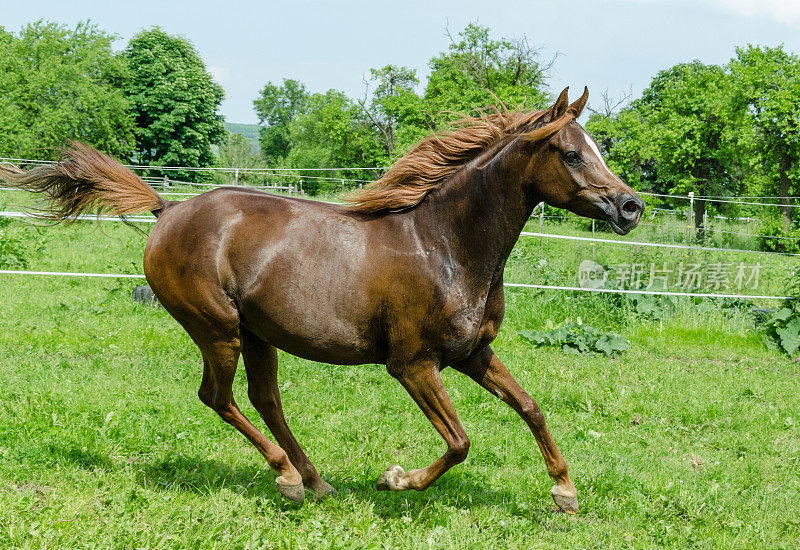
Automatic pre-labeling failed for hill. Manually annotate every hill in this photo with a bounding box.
[223,122,261,153]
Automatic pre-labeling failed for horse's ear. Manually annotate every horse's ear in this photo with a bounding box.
[549,87,570,120]
[518,86,586,143]
[567,86,589,118]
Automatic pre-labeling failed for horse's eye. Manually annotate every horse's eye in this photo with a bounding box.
[564,151,581,164]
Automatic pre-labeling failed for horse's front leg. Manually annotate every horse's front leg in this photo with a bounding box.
[451,346,578,513]
[377,358,470,492]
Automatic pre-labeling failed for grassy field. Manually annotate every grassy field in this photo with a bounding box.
[0,209,799,548]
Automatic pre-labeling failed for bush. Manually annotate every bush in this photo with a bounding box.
[756,216,800,254]
[762,302,800,355]
[0,230,28,269]
[519,319,629,356]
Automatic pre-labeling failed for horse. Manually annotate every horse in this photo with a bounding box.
[0,87,643,512]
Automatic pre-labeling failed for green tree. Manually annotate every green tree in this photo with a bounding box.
[123,27,225,180]
[584,90,657,191]
[423,23,551,122]
[640,62,737,238]
[250,23,553,189]
[216,132,261,185]
[253,79,308,164]
[588,62,738,239]
[354,24,553,163]
[284,89,378,194]
[0,20,134,159]
[729,45,800,231]
[357,65,426,162]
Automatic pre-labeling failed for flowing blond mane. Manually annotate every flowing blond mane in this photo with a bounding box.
[344,108,552,214]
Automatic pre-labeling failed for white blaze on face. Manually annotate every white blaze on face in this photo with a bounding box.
[581,130,616,179]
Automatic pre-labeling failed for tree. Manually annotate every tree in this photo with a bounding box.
[585,102,657,194]
[122,27,225,180]
[640,62,737,238]
[355,24,553,162]
[0,20,134,159]
[357,65,425,162]
[216,131,260,185]
[250,23,554,190]
[588,62,738,239]
[284,89,378,194]
[423,23,552,122]
[729,45,800,231]
[253,79,308,164]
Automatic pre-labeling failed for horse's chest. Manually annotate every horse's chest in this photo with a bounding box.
[439,289,504,360]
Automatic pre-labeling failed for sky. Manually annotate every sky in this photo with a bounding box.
[3,0,800,124]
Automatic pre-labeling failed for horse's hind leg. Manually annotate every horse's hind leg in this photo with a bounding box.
[195,337,305,502]
[451,346,578,513]
[240,327,336,499]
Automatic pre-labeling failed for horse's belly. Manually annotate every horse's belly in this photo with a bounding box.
[238,283,381,365]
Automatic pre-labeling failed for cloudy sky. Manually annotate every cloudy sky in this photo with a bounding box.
[4,0,800,123]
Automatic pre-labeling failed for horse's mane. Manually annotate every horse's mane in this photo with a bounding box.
[344,107,551,214]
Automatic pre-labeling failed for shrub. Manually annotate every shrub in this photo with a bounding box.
[762,303,800,355]
[756,216,800,254]
[520,319,629,356]
[0,230,28,269]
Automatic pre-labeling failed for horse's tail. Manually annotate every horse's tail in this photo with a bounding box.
[0,142,169,222]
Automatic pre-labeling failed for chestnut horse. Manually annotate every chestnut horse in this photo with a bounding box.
[0,87,643,512]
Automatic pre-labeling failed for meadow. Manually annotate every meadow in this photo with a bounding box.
[0,198,799,548]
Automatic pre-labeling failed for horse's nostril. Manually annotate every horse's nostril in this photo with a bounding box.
[622,199,639,214]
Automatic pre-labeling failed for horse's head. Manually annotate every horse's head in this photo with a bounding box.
[521,87,644,235]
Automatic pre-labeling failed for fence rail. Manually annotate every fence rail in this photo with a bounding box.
[0,269,790,300]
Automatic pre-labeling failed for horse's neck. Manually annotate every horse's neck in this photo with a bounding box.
[411,145,538,278]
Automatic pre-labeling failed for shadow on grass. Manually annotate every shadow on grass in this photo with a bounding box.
[134,454,537,519]
[328,470,535,520]
[135,455,288,504]
[45,444,116,472]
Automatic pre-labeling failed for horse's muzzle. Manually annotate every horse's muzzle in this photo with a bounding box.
[608,193,645,235]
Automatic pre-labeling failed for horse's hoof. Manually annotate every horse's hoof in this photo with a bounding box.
[310,480,337,499]
[376,465,405,491]
[276,481,305,503]
[550,484,578,514]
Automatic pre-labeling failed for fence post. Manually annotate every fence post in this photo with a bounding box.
[591,219,596,260]
[341,179,345,192]
[234,168,239,186]
[688,191,695,250]
[539,202,545,256]
[163,174,170,188]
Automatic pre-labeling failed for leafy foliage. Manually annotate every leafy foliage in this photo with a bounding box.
[625,293,677,320]
[423,23,551,122]
[0,230,29,269]
[122,27,225,180]
[253,79,308,165]
[586,62,739,239]
[0,20,135,159]
[519,320,629,356]
[357,65,426,165]
[215,132,263,186]
[762,301,800,355]
[587,47,800,246]
[756,215,800,254]
[251,23,553,193]
[282,89,381,194]
[729,45,800,231]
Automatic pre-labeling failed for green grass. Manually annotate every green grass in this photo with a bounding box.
[0,216,799,548]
